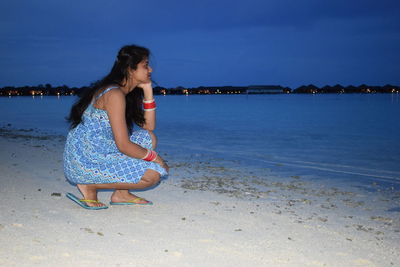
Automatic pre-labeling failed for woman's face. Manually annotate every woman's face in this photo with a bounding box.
[131,58,152,84]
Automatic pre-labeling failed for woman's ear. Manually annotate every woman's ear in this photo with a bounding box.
[128,67,135,77]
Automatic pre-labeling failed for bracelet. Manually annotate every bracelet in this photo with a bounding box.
[142,149,157,161]
[143,99,155,104]
[143,101,156,110]
[142,149,150,159]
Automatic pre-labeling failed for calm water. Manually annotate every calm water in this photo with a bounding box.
[1,94,399,185]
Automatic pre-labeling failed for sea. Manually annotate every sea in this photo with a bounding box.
[1,94,399,188]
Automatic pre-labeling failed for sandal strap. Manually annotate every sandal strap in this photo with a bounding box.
[80,199,100,203]
[130,197,149,203]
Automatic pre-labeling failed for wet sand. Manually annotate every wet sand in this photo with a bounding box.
[0,127,399,266]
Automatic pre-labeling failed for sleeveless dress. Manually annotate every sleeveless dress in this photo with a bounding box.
[63,87,167,185]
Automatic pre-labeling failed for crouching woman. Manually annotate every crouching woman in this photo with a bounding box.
[63,44,169,209]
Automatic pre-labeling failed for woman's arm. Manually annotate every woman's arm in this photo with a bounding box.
[105,89,148,159]
[105,87,169,172]
[139,82,156,131]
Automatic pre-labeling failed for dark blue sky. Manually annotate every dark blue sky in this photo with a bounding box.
[1,0,399,88]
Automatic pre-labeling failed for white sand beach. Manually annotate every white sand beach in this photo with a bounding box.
[0,128,399,267]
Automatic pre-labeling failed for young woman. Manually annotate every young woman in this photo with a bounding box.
[64,44,169,210]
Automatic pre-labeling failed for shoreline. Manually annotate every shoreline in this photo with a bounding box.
[0,128,399,266]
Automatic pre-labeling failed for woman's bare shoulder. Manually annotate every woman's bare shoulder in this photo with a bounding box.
[93,85,121,98]
[105,87,124,97]
[104,87,125,109]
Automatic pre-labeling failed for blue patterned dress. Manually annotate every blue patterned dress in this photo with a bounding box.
[63,87,167,185]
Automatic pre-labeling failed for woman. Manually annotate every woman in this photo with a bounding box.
[64,44,169,210]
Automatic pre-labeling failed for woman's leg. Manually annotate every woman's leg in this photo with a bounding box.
[77,184,105,207]
[110,168,160,204]
[110,190,152,204]
[110,130,159,203]
[77,169,161,206]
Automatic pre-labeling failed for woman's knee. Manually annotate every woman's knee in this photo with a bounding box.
[141,169,160,186]
[147,130,157,149]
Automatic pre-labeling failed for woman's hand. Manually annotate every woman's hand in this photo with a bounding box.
[153,154,169,173]
[138,82,153,92]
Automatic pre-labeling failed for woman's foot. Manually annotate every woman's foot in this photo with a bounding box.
[111,189,152,204]
[77,184,107,208]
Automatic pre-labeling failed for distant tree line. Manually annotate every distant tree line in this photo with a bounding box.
[0,83,399,96]
[292,84,399,94]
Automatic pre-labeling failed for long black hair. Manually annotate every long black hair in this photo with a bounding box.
[67,45,150,134]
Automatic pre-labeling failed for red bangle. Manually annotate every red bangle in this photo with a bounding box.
[143,150,157,161]
[143,102,156,109]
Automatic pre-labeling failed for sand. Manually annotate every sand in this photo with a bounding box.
[0,127,399,267]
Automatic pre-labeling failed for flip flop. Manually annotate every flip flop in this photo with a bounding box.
[66,193,108,210]
[110,197,153,205]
